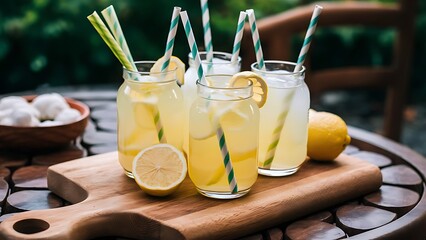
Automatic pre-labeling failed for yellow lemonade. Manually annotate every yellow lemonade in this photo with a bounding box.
[188,75,259,199]
[252,61,309,177]
[117,61,184,177]
[182,52,241,156]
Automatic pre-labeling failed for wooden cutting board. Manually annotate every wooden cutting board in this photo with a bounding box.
[0,152,382,240]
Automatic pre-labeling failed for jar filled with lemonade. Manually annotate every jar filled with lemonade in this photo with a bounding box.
[252,61,309,177]
[117,61,184,178]
[188,74,259,199]
[182,52,241,155]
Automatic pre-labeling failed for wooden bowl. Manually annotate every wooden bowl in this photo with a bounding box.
[0,95,90,152]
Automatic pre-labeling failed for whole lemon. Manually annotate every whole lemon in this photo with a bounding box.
[307,111,351,161]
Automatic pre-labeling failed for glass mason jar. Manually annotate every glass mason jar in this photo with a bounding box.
[117,61,184,178]
[182,51,241,156]
[188,74,259,199]
[251,61,309,177]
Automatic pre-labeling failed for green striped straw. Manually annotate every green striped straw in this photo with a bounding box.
[87,12,134,71]
[231,11,247,63]
[101,5,137,70]
[180,11,238,194]
[200,0,214,72]
[262,92,294,169]
[246,9,265,71]
[262,5,323,169]
[88,9,167,143]
[216,127,238,193]
[180,11,206,85]
[294,5,323,72]
[161,7,181,72]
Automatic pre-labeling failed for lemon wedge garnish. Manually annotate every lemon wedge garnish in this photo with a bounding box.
[132,144,187,197]
[229,71,268,108]
[151,56,185,85]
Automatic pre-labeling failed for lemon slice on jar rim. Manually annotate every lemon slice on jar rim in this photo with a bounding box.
[150,56,185,85]
[229,71,268,108]
[132,144,187,197]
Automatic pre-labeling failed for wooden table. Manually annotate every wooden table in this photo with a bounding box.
[0,87,425,239]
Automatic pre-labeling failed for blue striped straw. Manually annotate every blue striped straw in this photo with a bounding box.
[246,9,265,71]
[101,5,137,70]
[161,7,181,72]
[200,0,214,71]
[180,11,206,85]
[294,5,323,72]
[231,11,247,63]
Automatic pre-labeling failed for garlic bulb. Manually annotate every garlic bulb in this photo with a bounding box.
[0,96,28,111]
[55,108,81,124]
[0,93,81,127]
[39,120,62,127]
[32,93,69,120]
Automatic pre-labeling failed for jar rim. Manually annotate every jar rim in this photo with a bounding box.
[123,60,178,74]
[188,51,241,65]
[123,60,178,84]
[251,60,306,75]
[196,74,253,90]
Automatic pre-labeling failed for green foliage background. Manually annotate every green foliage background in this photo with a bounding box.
[0,0,425,102]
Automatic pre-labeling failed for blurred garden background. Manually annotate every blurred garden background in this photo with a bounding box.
[0,0,425,153]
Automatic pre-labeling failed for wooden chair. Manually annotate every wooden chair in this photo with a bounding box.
[241,0,417,141]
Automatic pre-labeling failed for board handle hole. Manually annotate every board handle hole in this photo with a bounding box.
[13,218,50,234]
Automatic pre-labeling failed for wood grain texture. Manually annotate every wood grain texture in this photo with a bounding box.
[32,145,85,166]
[4,190,63,213]
[0,153,28,170]
[348,126,426,240]
[300,211,334,223]
[11,166,48,192]
[0,167,11,181]
[336,205,397,236]
[263,228,283,240]
[363,185,420,217]
[0,179,9,205]
[381,165,422,191]
[351,151,392,168]
[0,152,382,240]
[285,220,346,240]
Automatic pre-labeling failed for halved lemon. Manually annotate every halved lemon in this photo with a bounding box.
[229,71,268,108]
[132,144,187,197]
[151,56,185,85]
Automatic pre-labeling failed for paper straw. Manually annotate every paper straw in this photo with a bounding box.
[231,11,247,63]
[180,11,206,84]
[263,91,294,169]
[217,127,238,194]
[161,7,181,72]
[152,106,166,143]
[246,9,265,71]
[181,11,238,194]
[88,10,167,143]
[263,5,323,169]
[101,5,137,70]
[200,0,213,70]
[87,11,134,71]
[294,5,323,72]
